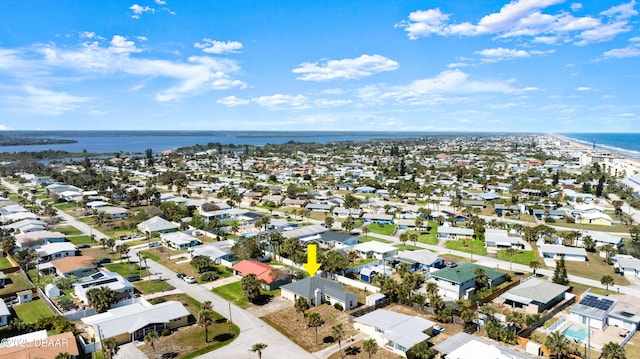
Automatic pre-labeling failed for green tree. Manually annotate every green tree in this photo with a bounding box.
[321,250,349,275]
[324,216,335,229]
[600,341,627,359]
[409,231,419,248]
[331,323,346,359]
[552,255,569,285]
[54,353,73,359]
[629,225,640,242]
[461,309,477,324]
[102,337,118,359]
[198,309,214,343]
[474,267,488,289]
[601,274,615,296]
[504,247,518,275]
[86,286,117,313]
[545,331,572,359]
[250,342,268,359]
[144,331,159,358]
[190,255,214,273]
[400,232,409,250]
[307,311,323,345]
[406,341,432,359]
[241,273,262,303]
[362,338,378,359]
[583,235,596,252]
[361,226,370,240]
[295,297,309,326]
[1,236,16,256]
[341,216,355,234]
[529,260,542,275]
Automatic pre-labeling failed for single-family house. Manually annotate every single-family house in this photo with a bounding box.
[14,230,66,249]
[137,216,179,237]
[581,231,623,249]
[0,300,9,327]
[395,250,445,272]
[362,213,394,224]
[74,270,136,306]
[280,277,358,311]
[614,255,640,277]
[81,300,191,348]
[96,206,130,219]
[282,198,308,207]
[430,262,506,300]
[305,203,332,213]
[437,226,474,240]
[494,204,521,217]
[232,260,292,290]
[191,240,236,264]
[498,277,570,313]
[538,244,587,262]
[433,332,534,359]
[0,331,80,359]
[281,224,328,244]
[50,256,97,278]
[35,242,77,262]
[353,309,435,357]
[355,186,375,194]
[350,241,398,260]
[317,231,359,249]
[161,232,201,250]
[332,207,363,218]
[569,294,617,330]
[484,229,525,250]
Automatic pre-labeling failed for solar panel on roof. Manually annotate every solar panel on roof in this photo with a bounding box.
[579,294,614,311]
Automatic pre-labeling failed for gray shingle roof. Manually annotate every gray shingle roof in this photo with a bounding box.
[281,277,356,303]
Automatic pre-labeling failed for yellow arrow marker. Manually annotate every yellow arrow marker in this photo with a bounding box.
[303,244,321,277]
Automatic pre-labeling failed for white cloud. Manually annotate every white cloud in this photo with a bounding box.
[155,0,166,4]
[398,0,633,46]
[292,54,399,81]
[313,98,352,107]
[487,102,524,109]
[252,94,309,109]
[129,4,154,19]
[109,35,141,54]
[603,44,640,58]
[447,62,469,68]
[571,3,583,11]
[0,124,14,130]
[475,47,531,61]
[194,39,243,54]
[217,95,250,107]
[601,1,638,19]
[576,86,594,91]
[6,85,90,115]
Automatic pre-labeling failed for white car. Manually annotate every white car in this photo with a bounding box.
[183,276,196,284]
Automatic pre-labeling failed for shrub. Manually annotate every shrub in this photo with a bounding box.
[161,329,171,336]
[200,271,220,282]
[333,302,343,311]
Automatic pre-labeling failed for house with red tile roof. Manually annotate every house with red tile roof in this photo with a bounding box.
[232,260,292,291]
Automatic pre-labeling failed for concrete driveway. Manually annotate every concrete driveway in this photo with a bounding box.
[246,295,292,317]
[114,342,148,359]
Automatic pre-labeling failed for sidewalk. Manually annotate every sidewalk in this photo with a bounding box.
[201,275,241,290]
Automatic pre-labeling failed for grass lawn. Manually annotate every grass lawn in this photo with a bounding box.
[141,249,232,282]
[13,298,53,323]
[564,252,630,286]
[394,244,423,251]
[496,250,535,266]
[67,235,95,245]
[358,235,391,244]
[104,262,147,277]
[445,239,488,256]
[55,226,83,235]
[212,281,250,309]
[0,271,34,296]
[144,294,239,359]
[348,258,379,269]
[53,202,78,211]
[262,304,358,352]
[0,256,14,270]
[366,223,397,236]
[568,281,608,296]
[26,268,55,286]
[134,280,172,294]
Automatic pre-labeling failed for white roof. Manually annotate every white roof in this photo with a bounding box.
[351,241,397,254]
[82,300,190,339]
[161,232,198,245]
[397,250,441,265]
[36,242,77,257]
[354,309,433,349]
[0,300,10,318]
[438,227,474,236]
[192,240,235,259]
[539,244,587,257]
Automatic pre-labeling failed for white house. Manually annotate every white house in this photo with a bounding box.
[35,242,77,262]
[350,241,398,260]
[161,232,201,250]
[74,270,135,306]
[437,226,474,239]
[280,277,357,311]
[538,244,587,261]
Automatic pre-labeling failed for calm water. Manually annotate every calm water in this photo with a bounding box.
[563,133,640,159]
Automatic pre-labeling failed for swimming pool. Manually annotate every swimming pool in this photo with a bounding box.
[562,324,588,341]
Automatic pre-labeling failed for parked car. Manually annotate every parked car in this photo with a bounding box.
[446,262,457,268]
[126,274,141,282]
[176,273,186,279]
[97,258,111,264]
[148,241,161,248]
[183,276,196,284]
[78,244,91,249]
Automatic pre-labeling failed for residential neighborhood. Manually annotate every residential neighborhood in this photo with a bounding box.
[0,133,639,359]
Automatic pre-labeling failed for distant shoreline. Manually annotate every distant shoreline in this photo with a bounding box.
[549,133,640,173]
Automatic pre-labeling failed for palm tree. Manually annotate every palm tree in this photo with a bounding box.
[55,353,73,359]
[102,337,118,359]
[425,281,438,297]
[504,247,518,275]
[598,244,616,263]
[362,338,378,359]
[331,323,346,359]
[362,226,370,240]
[528,260,542,275]
[250,342,268,359]
[601,274,615,296]
[545,331,572,359]
[86,286,117,313]
[600,341,627,359]
[399,232,408,250]
[144,331,159,359]
[307,312,323,345]
[198,309,214,343]
[202,300,213,311]
[461,308,477,324]
[295,297,309,326]
[241,273,262,303]
[409,232,419,248]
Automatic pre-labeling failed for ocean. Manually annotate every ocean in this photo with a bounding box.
[562,133,640,160]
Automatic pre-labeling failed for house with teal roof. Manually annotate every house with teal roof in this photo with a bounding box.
[429,262,506,300]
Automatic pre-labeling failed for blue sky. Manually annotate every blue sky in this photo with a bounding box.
[0,0,639,132]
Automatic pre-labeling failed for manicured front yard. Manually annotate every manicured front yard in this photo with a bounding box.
[104,262,148,277]
[358,235,391,244]
[67,235,95,245]
[134,280,172,294]
[565,252,629,286]
[0,271,34,296]
[393,244,422,251]
[366,223,397,236]
[13,297,53,323]
[445,239,488,256]
[212,281,250,309]
[141,249,232,282]
[55,226,83,235]
[496,250,536,266]
[0,256,13,270]
[348,258,379,269]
